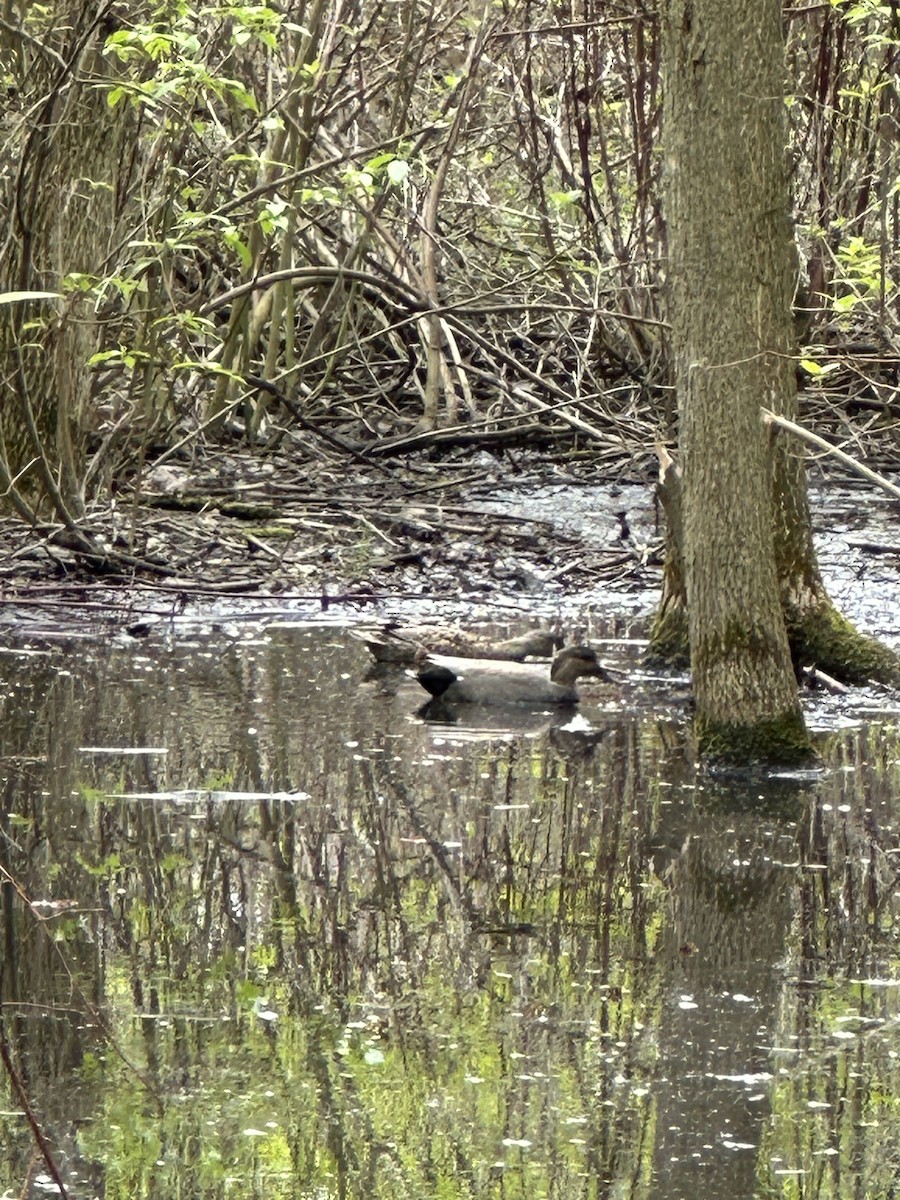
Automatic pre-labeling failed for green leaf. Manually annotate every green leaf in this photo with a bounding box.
[0,290,61,305]
[550,190,582,209]
[832,293,859,313]
[171,361,246,382]
[222,226,253,269]
[386,159,410,186]
[365,151,395,173]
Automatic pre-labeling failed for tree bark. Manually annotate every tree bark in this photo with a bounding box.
[660,0,811,762]
[0,4,130,516]
[771,431,900,685]
[648,446,689,668]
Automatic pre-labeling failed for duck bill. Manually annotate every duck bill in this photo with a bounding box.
[588,664,614,682]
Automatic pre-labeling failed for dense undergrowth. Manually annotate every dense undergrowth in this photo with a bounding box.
[0,0,897,534]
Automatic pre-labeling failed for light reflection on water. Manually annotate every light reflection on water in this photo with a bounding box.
[0,620,899,1199]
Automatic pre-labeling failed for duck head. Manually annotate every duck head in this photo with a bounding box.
[548,645,613,686]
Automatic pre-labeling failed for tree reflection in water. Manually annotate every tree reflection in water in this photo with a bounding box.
[0,622,898,1198]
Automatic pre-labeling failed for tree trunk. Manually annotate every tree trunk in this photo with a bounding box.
[660,0,811,762]
[0,4,129,517]
[649,21,900,694]
[648,446,689,668]
[772,436,900,685]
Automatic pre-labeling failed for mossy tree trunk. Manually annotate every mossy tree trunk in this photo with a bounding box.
[771,439,900,684]
[649,432,900,689]
[650,178,900,693]
[659,0,811,763]
[649,446,689,669]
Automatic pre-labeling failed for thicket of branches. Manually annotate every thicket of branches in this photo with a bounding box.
[0,0,898,526]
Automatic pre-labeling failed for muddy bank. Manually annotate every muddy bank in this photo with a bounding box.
[0,448,655,612]
[0,448,896,654]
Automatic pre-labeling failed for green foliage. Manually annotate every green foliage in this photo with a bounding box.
[217,3,288,50]
[257,195,290,236]
[103,13,260,113]
[549,190,582,210]
[834,0,896,32]
[87,346,153,371]
[797,357,839,377]
[364,152,411,188]
[4,0,899,532]
[831,235,892,313]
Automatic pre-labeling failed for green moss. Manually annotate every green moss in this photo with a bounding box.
[645,604,690,668]
[697,709,815,766]
[648,585,900,687]
[219,501,280,519]
[244,524,295,538]
[788,602,900,686]
[693,616,791,673]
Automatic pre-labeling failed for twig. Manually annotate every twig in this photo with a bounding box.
[762,407,900,502]
[243,375,406,480]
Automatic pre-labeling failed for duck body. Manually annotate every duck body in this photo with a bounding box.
[416,645,610,706]
[357,623,560,665]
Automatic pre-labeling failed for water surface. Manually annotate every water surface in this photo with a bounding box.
[1,615,899,1199]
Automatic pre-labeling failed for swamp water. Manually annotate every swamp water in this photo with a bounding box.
[2,615,900,1200]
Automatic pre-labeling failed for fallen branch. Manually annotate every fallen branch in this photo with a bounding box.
[800,664,850,694]
[846,538,900,556]
[762,407,900,502]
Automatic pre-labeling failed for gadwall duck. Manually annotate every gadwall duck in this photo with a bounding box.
[355,623,561,665]
[415,644,611,705]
